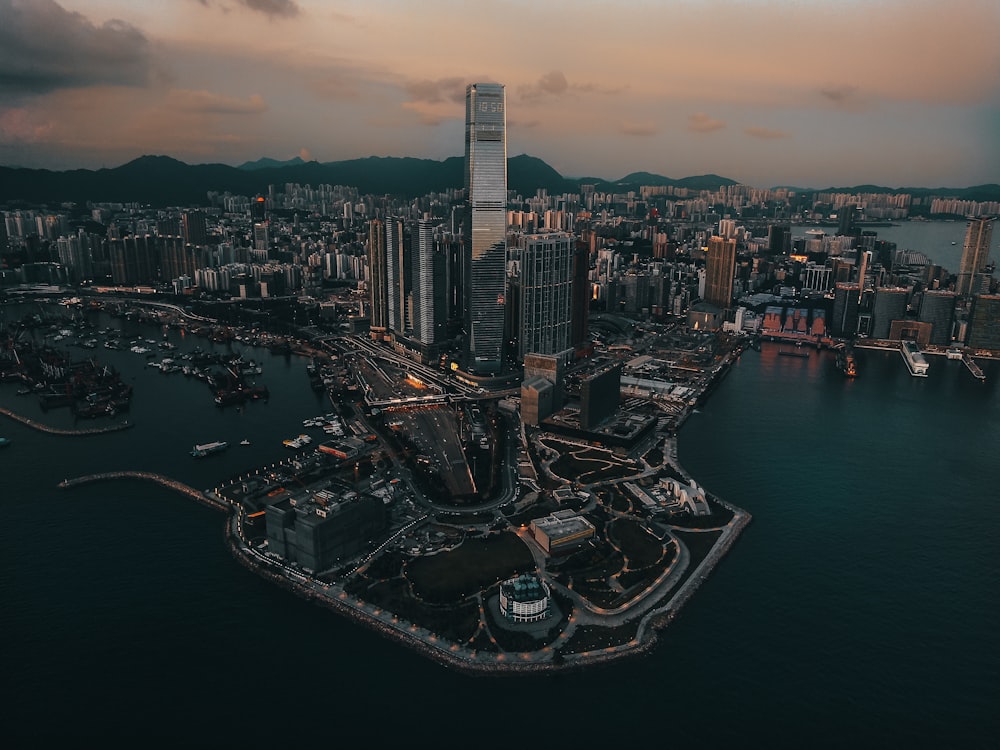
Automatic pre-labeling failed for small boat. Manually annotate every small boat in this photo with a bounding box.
[0,437,11,449]
[240,439,251,446]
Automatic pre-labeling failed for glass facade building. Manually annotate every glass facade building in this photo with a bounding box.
[519,232,574,359]
[464,82,507,374]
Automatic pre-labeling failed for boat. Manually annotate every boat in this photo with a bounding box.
[836,349,858,378]
[778,348,810,358]
[900,340,929,377]
[240,439,251,446]
[0,437,10,449]
[191,440,229,458]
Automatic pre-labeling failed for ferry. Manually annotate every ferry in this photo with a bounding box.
[191,440,229,457]
[900,340,929,377]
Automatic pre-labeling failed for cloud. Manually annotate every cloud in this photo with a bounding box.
[169,89,268,114]
[620,121,658,136]
[0,0,151,95]
[309,74,361,100]
[688,112,726,133]
[818,85,872,113]
[403,77,466,105]
[518,71,619,101]
[743,126,790,140]
[193,0,301,18]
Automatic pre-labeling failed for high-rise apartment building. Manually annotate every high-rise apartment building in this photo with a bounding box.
[367,219,389,336]
[518,233,574,360]
[463,82,507,374]
[384,217,408,335]
[412,218,449,346]
[704,235,736,309]
[956,217,994,297]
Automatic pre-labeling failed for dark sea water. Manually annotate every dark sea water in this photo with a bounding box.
[2,307,998,746]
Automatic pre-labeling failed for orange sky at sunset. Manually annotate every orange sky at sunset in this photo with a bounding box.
[1,0,998,187]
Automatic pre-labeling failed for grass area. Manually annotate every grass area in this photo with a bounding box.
[642,446,664,466]
[506,497,559,527]
[667,502,735,529]
[361,578,482,643]
[406,532,536,604]
[609,518,665,569]
[549,453,609,480]
[669,529,724,591]
[559,622,640,655]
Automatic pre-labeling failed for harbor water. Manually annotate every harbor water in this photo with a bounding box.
[1,303,998,746]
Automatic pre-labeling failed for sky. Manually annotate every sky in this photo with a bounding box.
[0,0,998,189]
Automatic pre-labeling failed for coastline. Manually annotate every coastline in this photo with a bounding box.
[45,345,751,674]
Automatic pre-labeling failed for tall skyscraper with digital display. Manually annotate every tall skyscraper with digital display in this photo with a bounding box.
[956,217,994,297]
[463,82,507,374]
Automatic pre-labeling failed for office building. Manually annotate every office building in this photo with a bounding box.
[464,82,507,374]
[704,235,736,309]
[871,287,908,340]
[580,361,621,430]
[917,290,957,346]
[832,282,861,338]
[518,232,574,360]
[966,294,1000,350]
[956,218,994,297]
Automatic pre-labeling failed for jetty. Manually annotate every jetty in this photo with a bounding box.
[58,471,227,512]
[0,407,133,436]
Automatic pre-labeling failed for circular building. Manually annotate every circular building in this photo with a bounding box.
[499,574,551,623]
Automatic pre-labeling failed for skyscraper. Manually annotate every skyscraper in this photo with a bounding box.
[518,232,574,360]
[384,217,408,335]
[704,235,736,309]
[464,82,507,374]
[367,219,389,337]
[917,290,957,346]
[412,218,449,346]
[955,217,994,297]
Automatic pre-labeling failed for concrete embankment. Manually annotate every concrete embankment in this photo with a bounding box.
[58,471,227,513]
[0,406,133,436]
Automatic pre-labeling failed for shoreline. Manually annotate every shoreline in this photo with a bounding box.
[53,387,751,675]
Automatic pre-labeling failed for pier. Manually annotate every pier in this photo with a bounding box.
[962,353,986,381]
[0,407,134,436]
[58,471,227,512]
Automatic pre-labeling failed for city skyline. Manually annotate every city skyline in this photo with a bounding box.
[0,0,997,189]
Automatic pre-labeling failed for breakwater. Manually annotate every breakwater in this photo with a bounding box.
[0,407,133,436]
[58,471,227,513]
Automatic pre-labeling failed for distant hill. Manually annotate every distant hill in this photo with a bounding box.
[1,154,997,207]
[616,172,739,192]
[237,156,306,171]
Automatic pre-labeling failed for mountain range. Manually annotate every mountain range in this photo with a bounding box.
[0,154,996,208]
